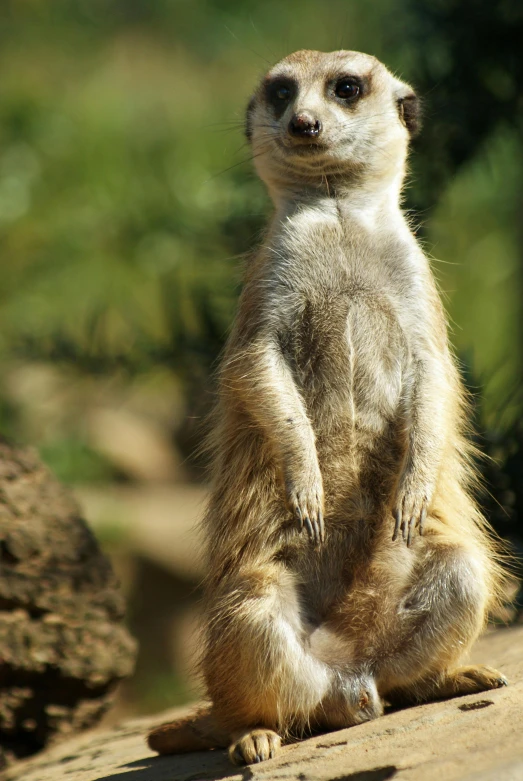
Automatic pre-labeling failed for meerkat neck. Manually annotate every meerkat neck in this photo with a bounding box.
[270,172,406,234]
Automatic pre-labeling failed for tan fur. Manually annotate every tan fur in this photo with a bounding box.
[147,50,508,765]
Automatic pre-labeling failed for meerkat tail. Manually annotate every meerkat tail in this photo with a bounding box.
[147,705,227,755]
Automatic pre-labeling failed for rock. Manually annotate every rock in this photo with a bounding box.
[5,625,523,781]
[0,439,137,766]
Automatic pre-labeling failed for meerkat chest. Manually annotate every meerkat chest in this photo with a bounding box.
[269,216,411,420]
[281,282,406,416]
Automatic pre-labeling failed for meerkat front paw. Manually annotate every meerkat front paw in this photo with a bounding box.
[229,728,281,764]
[392,486,430,547]
[286,466,325,544]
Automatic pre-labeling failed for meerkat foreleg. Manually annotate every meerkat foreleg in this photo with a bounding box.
[225,338,324,542]
[393,355,448,546]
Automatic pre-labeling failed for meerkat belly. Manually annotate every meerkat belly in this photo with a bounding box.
[343,295,405,435]
[290,291,406,477]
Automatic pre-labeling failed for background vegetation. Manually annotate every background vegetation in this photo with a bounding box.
[0,0,521,713]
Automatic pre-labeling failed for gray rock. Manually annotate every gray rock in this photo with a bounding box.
[0,439,137,766]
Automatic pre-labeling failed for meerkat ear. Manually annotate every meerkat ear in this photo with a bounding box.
[397,91,421,138]
[245,95,256,142]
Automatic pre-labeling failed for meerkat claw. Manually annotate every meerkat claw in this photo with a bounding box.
[419,505,427,536]
[310,510,325,545]
[407,501,428,546]
[407,516,415,547]
[392,508,402,542]
[290,491,324,544]
[393,495,429,546]
[294,505,304,531]
[318,511,325,543]
[303,515,314,540]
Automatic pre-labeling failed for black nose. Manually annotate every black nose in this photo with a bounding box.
[288,113,322,139]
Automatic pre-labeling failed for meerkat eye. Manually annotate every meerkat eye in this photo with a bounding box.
[335,79,360,100]
[266,79,295,106]
[275,85,291,101]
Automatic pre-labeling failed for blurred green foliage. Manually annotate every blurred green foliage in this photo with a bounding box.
[0,0,521,510]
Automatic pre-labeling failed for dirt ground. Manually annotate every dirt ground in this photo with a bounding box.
[5,624,523,781]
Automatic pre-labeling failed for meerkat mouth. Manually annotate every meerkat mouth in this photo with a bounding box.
[276,138,329,156]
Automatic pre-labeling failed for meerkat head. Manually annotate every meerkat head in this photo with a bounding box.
[245,50,419,199]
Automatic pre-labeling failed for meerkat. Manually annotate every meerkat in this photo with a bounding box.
[147,49,508,765]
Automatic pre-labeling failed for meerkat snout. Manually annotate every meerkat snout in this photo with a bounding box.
[288,112,322,139]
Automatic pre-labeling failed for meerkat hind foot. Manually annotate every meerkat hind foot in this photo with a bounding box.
[443,664,508,697]
[389,664,508,707]
[229,728,281,765]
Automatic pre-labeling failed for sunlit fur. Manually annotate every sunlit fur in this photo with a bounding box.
[147,50,508,766]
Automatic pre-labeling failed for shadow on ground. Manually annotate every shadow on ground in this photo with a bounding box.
[92,752,254,781]
[92,755,398,781]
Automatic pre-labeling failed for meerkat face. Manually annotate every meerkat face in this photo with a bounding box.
[246,50,419,194]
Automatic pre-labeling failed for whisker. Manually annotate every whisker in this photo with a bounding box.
[205,145,273,182]
[223,25,272,66]
[249,18,278,62]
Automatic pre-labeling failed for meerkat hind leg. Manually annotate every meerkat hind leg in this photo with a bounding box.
[377,539,508,708]
[229,728,281,765]
[204,564,336,762]
[370,539,503,708]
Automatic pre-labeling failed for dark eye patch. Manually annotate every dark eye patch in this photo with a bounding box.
[264,77,297,117]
